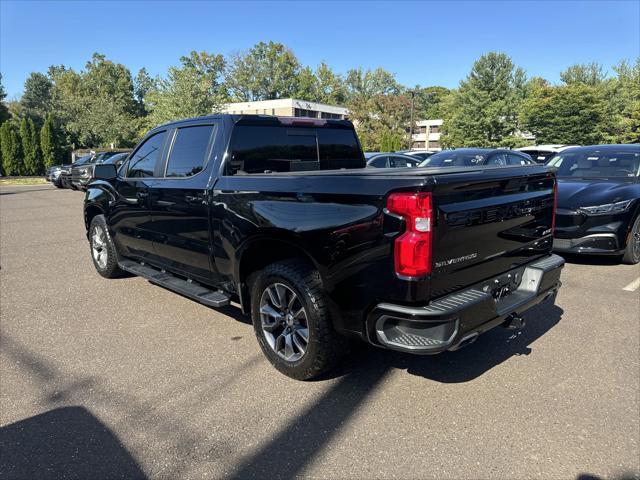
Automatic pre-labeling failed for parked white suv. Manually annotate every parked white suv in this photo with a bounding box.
[515,145,579,164]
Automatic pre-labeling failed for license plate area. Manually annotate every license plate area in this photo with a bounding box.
[480,268,525,302]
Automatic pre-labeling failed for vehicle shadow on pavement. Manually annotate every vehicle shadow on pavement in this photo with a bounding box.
[0,187,54,195]
[229,359,391,480]
[0,334,242,479]
[0,406,147,480]
[229,301,563,479]
[341,299,564,384]
[558,252,622,266]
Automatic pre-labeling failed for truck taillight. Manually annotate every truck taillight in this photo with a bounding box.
[551,180,558,233]
[387,192,433,278]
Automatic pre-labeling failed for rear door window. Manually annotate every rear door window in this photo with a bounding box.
[127,131,166,178]
[165,125,215,177]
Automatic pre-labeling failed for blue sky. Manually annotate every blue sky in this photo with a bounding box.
[1,0,639,99]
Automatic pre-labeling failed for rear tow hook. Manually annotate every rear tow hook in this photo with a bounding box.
[503,313,526,330]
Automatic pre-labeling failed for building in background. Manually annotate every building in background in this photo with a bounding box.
[410,119,535,150]
[223,98,348,120]
[411,119,443,151]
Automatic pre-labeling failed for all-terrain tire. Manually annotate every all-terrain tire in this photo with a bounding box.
[88,214,124,278]
[250,260,348,380]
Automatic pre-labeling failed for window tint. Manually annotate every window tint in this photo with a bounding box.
[548,149,640,178]
[389,156,416,168]
[228,125,363,174]
[520,150,555,163]
[507,153,531,165]
[127,131,166,178]
[368,156,387,168]
[166,125,214,177]
[317,128,363,170]
[421,151,487,167]
[485,153,508,166]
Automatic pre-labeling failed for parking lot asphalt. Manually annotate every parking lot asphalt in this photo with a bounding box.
[1,183,639,480]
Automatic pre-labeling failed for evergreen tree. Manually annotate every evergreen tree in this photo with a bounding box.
[1,121,23,175]
[20,117,41,174]
[0,73,10,125]
[22,72,53,122]
[40,113,60,168]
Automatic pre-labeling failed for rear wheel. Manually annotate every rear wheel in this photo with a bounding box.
[250,260,348,380]
[622,214,640,265]
[89,214,124,278]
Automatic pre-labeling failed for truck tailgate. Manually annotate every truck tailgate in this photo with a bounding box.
[429,167,555,298]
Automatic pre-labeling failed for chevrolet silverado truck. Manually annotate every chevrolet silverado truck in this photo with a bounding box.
[84,114,564,379]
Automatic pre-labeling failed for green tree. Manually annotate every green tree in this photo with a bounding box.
[314,62,347,104]
[441,52,529,148]
[294,66,317,101]
[40,113,64,168]
[349,93,411,151]
[20,117,41,174]
[344,67,401,102]
[226,41,300,101]
[133,67,156,116]
[49,54,139,148]
[520,83,608,144]
[146,50,226,127]
[414,86,450,120]
[560,62,606,86]
[609,59,640,143]
[0,73,10,125]
[1,121,23,175]
[22,72,53,122]
[295,62,347,105]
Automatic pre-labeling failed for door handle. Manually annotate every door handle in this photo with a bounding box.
[185,194,204,204]
[137,191,149,199]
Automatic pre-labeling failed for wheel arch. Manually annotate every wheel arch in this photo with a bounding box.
[236,235,321,314]
[84,203,105,233]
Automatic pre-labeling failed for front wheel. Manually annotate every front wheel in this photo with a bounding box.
[622,214,640,265]
[250,260,348,380]
[89,214,124,278]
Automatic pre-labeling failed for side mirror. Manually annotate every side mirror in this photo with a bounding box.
[93,164,118,181]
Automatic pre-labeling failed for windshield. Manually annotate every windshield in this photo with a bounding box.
[547,149,640,178]
[103,153,128,164]
[419,150,487,167]
[74,155,94,165]
[94,151,122,164]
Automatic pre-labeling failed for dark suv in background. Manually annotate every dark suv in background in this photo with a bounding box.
[549,144,640,263]
[71,151,130,190]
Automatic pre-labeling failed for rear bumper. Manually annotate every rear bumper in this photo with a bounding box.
[366,254,564,354]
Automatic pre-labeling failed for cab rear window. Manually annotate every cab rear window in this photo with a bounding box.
[227,125,364,174]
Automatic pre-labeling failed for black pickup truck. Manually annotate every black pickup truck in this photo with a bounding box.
[84,114,564,379]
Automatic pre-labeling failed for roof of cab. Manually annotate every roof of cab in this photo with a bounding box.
[147,113,354,135]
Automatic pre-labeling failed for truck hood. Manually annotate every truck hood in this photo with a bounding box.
[557,178,639,210]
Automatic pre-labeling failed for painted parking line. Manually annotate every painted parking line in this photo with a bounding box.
[622,277,640,292]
